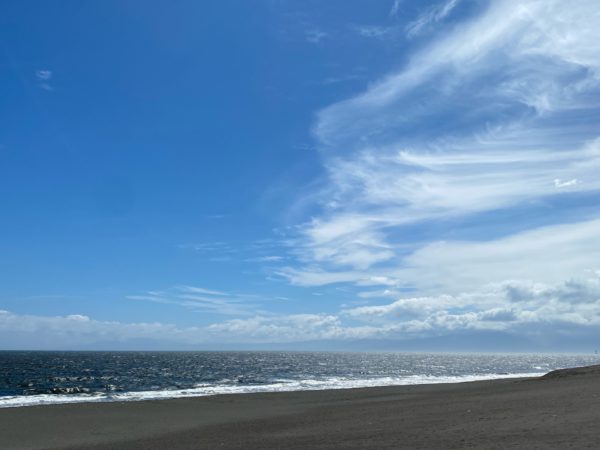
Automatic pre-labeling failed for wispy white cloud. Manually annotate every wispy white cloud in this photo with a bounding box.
[353,25,394,40]
[405,0,460,38]
[176,285,228,296]
[179,239,284,265]
[276,267,371,287]
[321,73,366,85]
[179,241,233,253]
[396,218,600,294]
[281,0,600,297]
[36,70,52,81]
[554,178,578,188]
[389,0,403,17]
[283,216,600,295]
[35,69,53,91]
[315,1,600,149]
[305,29,327,44]
[245,255,285,263]
[127,285,266,316]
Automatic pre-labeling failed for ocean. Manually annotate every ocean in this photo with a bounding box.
[1,351,598,408]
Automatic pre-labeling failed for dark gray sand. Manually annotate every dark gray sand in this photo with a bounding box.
[2,365,600,450]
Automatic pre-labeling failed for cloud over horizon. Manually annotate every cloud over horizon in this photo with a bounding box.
[2,273,600,349]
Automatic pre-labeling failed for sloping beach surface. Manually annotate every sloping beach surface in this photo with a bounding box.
[1,366,599,449]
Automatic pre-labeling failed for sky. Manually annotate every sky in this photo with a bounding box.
[1,0,600,351]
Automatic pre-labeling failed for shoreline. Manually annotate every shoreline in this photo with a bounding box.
[0,371,544,409]
[2,365,599,449]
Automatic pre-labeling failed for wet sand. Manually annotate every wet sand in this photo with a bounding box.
[2,365,600,449]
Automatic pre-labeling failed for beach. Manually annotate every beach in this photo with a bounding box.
[1,365,599,449]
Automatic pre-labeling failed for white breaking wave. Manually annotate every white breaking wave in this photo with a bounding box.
[0,372,543,409]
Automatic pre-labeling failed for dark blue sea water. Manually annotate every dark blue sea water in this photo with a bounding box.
[1,351,598,408]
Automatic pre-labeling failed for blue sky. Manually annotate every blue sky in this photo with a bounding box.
[1,0,600,350]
